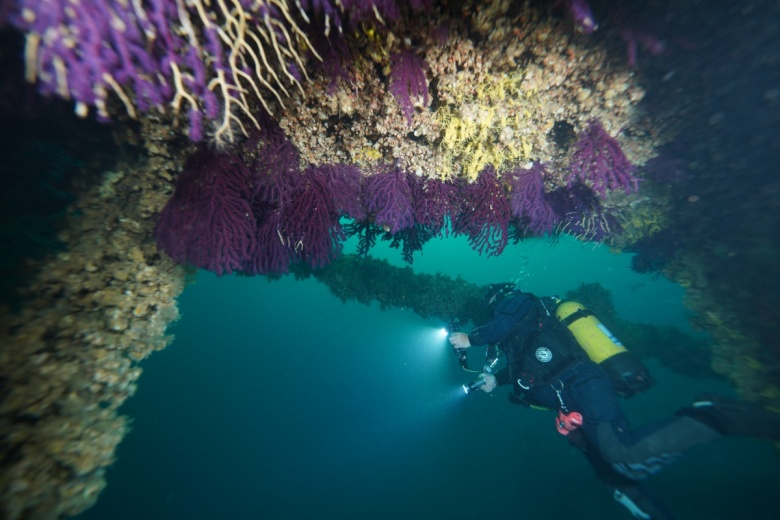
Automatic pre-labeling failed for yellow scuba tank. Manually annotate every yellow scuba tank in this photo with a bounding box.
[555,299,654,397]
[555,300,625,363]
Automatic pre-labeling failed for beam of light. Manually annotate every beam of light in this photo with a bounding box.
[406,383,473,422]
[376,321,475,435]
[442,384,472,406]
[403,323,456,366]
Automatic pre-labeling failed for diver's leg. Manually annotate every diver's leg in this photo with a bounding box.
[675,393,780,439]
[563,366,722,481]
[570,431,676,520]
[595,416,720,480]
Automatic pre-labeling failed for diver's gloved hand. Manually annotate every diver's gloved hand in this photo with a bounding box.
[675,393,780,439]
[449,332,471,349]
[479,374,497,393]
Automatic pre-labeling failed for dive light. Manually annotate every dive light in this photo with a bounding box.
[462,378,486,394]
[447,319,469,370]
[455,348,468,370]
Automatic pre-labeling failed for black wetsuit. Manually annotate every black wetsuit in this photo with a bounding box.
[468,291,723,519]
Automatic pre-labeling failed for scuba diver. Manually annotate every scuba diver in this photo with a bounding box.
[449,283,780,520]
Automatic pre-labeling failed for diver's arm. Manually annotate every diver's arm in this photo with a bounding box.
[468,294,536,346]
[468,316,517,346]
[449,332,471,349]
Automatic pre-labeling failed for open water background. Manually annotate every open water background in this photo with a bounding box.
[77,235,780,520]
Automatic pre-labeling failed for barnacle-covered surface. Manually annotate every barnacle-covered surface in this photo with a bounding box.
[0,117,189,517]
[619,0,780,413]
[281,0,658,184]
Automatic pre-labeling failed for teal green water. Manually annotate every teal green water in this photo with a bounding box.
[78,236,780,519]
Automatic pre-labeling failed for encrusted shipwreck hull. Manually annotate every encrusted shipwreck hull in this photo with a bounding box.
[0,122,187,518]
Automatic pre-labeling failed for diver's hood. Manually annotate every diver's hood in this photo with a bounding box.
[482,283,519,307]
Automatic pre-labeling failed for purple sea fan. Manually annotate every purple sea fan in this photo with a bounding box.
[506,163,557,236]
[412,176,462,236]
[246,208,293,276]
[283,166,346,269]
[364,163,415,234]
[567,119,639,196]
[388,51,429,125]
[547,183,622,242]
[155,149,256,276]
[8,0,230,141]
[246,124,303,207]
[454,166,511,256]
[317,163,367,220]
[561,0,599,34]
[301,0,428,32]
[9,0,170,115]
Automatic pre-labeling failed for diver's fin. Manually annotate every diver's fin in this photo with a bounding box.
[675,393,780,439]
[611,484,676,520]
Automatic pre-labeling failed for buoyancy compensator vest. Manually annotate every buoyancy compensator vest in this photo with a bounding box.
[554,299,654,397]
[498,297,588,391]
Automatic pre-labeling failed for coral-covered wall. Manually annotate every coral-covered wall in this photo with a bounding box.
[0,119,188,518]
